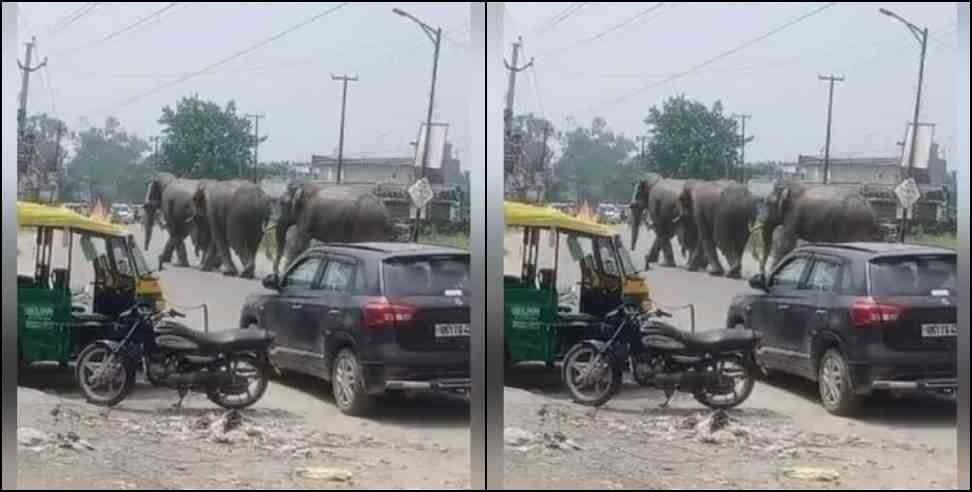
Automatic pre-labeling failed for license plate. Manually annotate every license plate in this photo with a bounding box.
[435,323,470,337]
[921,323,957,338]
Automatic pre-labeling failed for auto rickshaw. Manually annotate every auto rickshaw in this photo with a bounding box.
[504,201,652,368]
[16,201,165,367]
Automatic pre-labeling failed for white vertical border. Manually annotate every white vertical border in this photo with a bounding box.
[1,2,19,490]
[957,2,970,490]
[468,1,487,490]
[485,1,506,489]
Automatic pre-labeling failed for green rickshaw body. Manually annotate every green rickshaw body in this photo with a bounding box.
[504,201,651,367]
[16,201,166,366]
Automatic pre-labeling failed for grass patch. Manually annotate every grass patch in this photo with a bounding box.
[910,229,958,250]
[418,225,470,250]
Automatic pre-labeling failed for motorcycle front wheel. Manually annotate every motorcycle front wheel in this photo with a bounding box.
[693,354,756,410]
[562,343,622,407]
[206,354,270,410]
[76,343,136,407]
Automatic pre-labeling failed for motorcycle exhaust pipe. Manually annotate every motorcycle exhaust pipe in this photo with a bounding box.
[651,371,722,392]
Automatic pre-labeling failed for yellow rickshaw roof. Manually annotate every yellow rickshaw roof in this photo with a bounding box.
[504,201,616,237]
[17,201,128,236]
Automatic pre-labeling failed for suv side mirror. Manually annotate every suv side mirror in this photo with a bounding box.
[749,273,768,291]
[263,273,280,291]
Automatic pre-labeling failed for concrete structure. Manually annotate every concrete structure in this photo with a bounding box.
[796,143,948,186]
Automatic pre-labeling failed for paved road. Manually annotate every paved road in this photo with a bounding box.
[504,224,958,458]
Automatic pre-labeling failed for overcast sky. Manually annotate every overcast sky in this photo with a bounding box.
[16,2,471,166]
[505,2,961,168]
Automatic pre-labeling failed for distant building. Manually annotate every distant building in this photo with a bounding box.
[308,143,460,186]
[795,143,948,186]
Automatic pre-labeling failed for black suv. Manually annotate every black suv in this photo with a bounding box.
[727,242,957,416]
[241,242,470,416]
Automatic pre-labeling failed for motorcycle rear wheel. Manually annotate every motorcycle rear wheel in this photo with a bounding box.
[562,343,622,407]
[206,354,270,410]
[693,354,756,410]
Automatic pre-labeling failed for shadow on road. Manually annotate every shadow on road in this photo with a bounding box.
[761,371,957,428]
[272,371,470,428]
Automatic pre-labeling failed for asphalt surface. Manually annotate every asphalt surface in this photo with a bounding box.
[504,224,958,458]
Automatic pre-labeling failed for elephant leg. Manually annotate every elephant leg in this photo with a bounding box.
[174,240,190,268]
[236,245,256,279]
[660,239,676,268]
[698,228,725,277]
[159,237,176,265]
[285,232,311,271]
[200,241,220,272]
[646,237,662,264]
[772,228,799,271]
[726,233,749,279]
[217,239,239,277]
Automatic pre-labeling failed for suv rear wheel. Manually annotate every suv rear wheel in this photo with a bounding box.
[331,349,373,416]
[818,349,861,416]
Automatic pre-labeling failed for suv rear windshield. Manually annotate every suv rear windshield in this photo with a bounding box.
[868,255,957,297]
[383,255,470,297]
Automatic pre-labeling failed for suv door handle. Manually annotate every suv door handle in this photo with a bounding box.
[778,304,790,311]
[815,309,828,316]
[291,304,303,310]
[328,309,341,316]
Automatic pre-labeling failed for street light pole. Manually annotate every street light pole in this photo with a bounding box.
[393,7,441,242]
[879,7,928,242]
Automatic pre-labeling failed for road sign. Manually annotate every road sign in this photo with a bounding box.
[894,178,922,209]
[408,178,434,209]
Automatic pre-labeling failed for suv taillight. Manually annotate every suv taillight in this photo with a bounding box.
[363,297,417,328]
[850,297,902,328]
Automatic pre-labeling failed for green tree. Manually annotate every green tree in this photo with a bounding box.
[643,95,750,180]
[555,117,636,204]
[24,113,71,176]
[157,95,264,179]
[66,117,150,204]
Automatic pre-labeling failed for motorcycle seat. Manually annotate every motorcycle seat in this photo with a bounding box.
[157,323,273,352]
[644,321,759,353]
[681,329,760,353]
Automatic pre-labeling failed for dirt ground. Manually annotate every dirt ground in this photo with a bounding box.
[503,386,957,490]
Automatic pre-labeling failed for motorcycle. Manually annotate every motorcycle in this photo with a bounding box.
[75,301,275,410]
[562,303,762,409]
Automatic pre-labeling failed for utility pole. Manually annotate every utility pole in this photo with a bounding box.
[18,36,48,195]
[818,74,844,185]
[503,36,534,174]
[150,136,160,167]
[393,8,441,242]
[878,8,928,242]
[636,135,648,169]
[537,124,550,204]
[245,113,265,182]
[329,75,357,184]
[50,122,64,204]
[732,114,751,183]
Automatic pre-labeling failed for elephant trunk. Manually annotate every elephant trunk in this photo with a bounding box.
[629,204,644,250]
[760,220,777,274]
[143,205,157,251]
[273,218,289,275]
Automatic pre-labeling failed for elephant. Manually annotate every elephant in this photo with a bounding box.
[143,173,205,268]
[191,179,272,279]
[273,182,394,274]
[629,174,688,268]
[760,181,882,273]
[677,180,756,279]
